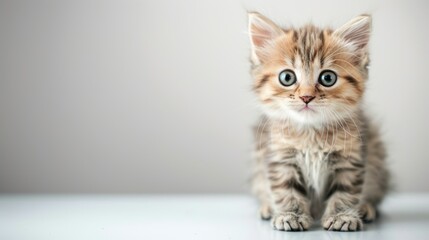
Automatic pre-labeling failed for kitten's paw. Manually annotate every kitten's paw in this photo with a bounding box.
[360,203,377,223]
[271,212,312,231]
[322,213,363,231]
[259,204,272,220]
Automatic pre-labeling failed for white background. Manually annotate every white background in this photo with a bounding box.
[0,0,428,193]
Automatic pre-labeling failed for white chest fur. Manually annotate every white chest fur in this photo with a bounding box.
[295,149,331,197]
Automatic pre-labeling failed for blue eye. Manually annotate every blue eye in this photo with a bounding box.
[279,70,296,86]
[318,70,337,87]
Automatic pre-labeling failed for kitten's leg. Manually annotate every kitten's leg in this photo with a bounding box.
[252,175,272,220]
[267,158,313,231]
[360,126,389,222]
[251,121,274,220]
[322,154,364,231]
[359,202,377,223]
[360,166,384,223]
[251,157,273,220]
[251,158,271,220]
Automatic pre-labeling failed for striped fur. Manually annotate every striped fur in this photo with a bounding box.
[248,13,389,231]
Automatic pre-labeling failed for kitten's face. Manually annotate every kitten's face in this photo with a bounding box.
[249,13,371,127]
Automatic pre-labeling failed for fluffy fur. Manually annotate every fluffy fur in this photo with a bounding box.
[248,12,389,231]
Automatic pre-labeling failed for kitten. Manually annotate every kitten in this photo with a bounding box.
[248,12,389,231]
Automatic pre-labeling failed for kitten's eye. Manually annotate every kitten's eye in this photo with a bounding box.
[318,70,337,87]
[279,70,296,87]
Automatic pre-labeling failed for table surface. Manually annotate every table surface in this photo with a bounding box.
[0,193,428,240]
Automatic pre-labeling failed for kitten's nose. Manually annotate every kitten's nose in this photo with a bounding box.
[299,95,315,104]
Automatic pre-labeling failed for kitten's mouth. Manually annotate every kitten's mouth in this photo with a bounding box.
[298,105,316,112]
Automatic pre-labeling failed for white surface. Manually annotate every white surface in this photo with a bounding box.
[0,194,428,239]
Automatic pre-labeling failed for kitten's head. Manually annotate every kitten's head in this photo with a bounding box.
[248,13,371,128]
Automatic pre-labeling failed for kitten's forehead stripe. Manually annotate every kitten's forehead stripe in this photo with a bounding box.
[296,25,324,75]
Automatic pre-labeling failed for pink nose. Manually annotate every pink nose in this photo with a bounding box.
[299,95,315,104]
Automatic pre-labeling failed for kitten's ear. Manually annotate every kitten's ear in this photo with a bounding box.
[334,14,371,51]
[248,12,284,65]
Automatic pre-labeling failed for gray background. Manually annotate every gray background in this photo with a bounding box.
[0,0,428,193]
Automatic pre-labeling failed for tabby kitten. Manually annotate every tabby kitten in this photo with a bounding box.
[248,12,389,231]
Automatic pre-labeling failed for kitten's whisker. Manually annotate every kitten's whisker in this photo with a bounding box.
[325,107,352,155]
[320,108,329,149]
[329,107,360,138]
[334,104,363,145]
[256,115,269,150]
[281,115,288,144]
[322,110,338,162]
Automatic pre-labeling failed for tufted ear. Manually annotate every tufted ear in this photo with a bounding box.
[334,14,372,52]
[248,12,284,65]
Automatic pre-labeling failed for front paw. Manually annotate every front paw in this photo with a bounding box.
[322,213,363,231]
[259,204,272,220]
[271,212,312,231]
[360,202,377,223]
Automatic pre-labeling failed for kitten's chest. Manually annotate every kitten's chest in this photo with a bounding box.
[295,148,331,197]
[269,122,345,196]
